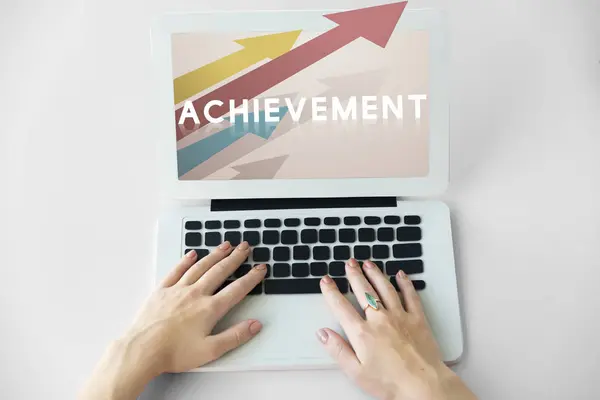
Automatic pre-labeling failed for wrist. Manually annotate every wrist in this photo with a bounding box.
[431,365,477,400]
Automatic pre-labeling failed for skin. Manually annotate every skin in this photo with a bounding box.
[79,242,476,400]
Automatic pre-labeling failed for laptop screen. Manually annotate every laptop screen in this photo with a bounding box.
[172,4,429,181]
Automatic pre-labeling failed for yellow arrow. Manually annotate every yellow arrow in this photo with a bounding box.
[173,30,302,105]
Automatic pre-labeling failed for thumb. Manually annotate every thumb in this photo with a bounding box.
[207,319,262,360]
[316,328,361,378]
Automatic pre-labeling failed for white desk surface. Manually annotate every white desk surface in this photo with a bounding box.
[1,0,599,399]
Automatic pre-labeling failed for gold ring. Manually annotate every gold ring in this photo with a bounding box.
[363,292,382,311]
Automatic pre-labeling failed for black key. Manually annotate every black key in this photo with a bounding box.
[319,229,336,244]
[185,232,202,247]
[404,215,421,225]
[273,246,290,261]
[310,262,328,276]
[293,245,310,260]
[304,217,321,226]
[384,215,401,224]
[313,246,330,261]
[377,227,395,242]
[364,216,381,225]
[205,232,221,246]
[264,218,281,228]
[353,245,371,261]
[372,245,390,259]
[339,229,356,243]
[386,260,424,275]
[253,247,270,262]
[301,229,318,244]
[358,228,376,242]
[333,245,350,260]
[224,220,240,229]
[292,263,310,277]
[397,227,422,242]
[256,264,271,278]
[248,283,263,295]
[281,230,298,245]
[263,230,280,245]
[205,220,222,229]
[273,263,291,278]
[234,264,252,278]
[284,218,300,227]
[373,260,384,271]
[344,216,361,226]
[390,277,426,291]
[265,278,348,294]
[185,221,202,230]
[392,243,423,259]
[324,217,341,226]
[244,219,261,228]
[224,231,241,246]
[243,231,260,246]
[216,280,234,293]
[184,248,209,259]
[184,248,194,255]
[329,261,346,276]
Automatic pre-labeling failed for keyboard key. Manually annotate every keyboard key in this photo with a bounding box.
[364,216,381,225]
[281,230,298,245]
[265,278,348,294]
[384,215,401,224]
[304,217,321,226]
[184,248,209,259]
[386,260,424,275]
[264,218,281,228]
[392,243,422,259]
[273,246,290,261]
[344,216,361,225]
[256,263,271,278]
[333,246,351,260]
[339,229,356,243]
[404,215,421,225]
[353,245,371,260]
[293,245,310,260]
[329,261,346,276]
[284,218,300,227]
[249,283,263,295]
[253,247,270,262]
[377,227,395,242]
[224,231,241,246]
[313,246,330,261]
[273,263,291,278]
[319,229,336,244]
[372,245,390,259]
[358,228,376,242]
[301,229,318,244]
[224,220,240,229]
[310,262,328,276]
[373,261,384,271]
[216,280,234,293]
[185,232,202,247]
[243,231,260,246]
[324,217,341,226]
[205,232,221,246]
[205,220,222,229]
[234,264,252,278]
[292,263,310,277]
[244,219,261,228]
[263,230,280,245]
[390,277,426,291]
[396,227,422,242]
[185,221,202,230]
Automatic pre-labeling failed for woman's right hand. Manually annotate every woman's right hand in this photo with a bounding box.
[317,258,476,400]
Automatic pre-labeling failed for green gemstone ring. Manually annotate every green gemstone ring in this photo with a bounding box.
[364,292,382,311]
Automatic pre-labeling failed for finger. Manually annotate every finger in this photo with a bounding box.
[345,259,383,315]
[159,250,197,287]
[362,260,403,311]
[320,275,364,341]
[213,264,267,317]
[395,270,424,315]
[179,242,233,285]
[206,319,262,361]
[316,328,361,378]
[195,241,251,294]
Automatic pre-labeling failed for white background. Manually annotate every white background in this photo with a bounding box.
[1,0,599,399]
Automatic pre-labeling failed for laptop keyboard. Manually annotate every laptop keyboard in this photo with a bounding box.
[183,214,425,295]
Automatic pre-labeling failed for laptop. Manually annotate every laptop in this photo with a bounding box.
[151,1,463,372]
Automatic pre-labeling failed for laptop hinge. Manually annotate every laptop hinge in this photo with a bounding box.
[210,197,396,212]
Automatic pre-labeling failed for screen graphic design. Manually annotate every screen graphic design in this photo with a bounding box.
[172,2,430,180]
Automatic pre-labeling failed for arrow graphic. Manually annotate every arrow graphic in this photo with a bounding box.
[175,1,408,140]
[173,30,302,105]
[231,155,290,180]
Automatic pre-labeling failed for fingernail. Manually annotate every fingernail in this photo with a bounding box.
[219,241,231,250]
[254,263,267,271]
[321,275,333,284]
[237,241,249,251]
[316,329,329,343]
[249,320,262,335]
[398,270,406,278]
[363,260,374,269]
[186,250,196,258]
[346,258,359,268]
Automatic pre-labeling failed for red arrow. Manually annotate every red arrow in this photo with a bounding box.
[175,1,408,141]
